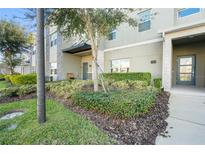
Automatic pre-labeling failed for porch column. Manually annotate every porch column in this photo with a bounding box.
[162,38,173,91]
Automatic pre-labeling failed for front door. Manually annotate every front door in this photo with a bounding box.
[176,55,196,85]
[82,62,88,80]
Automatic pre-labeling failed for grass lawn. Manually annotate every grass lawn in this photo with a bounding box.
[0,81,9,89]
[0,99,114,145]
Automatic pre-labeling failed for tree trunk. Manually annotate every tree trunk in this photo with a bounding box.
[84,11,99,92]
[36,8,46,124]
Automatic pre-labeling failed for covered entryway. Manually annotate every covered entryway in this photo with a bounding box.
[62,42,93,80]
[162,20,205,91]
[172,34,205,88]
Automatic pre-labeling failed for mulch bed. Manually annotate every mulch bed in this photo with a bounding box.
[0,91,170,145]
[48,91,170,145]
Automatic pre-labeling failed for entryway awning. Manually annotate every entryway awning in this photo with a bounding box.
[62,42,91,54]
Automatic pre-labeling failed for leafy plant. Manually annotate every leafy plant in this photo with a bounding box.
[4,74,36,85]
[153,78,162,89]
[103,72,151,85]
[0,84,36,98]
[72,88,158,119]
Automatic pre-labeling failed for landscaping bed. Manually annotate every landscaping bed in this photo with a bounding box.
[49,91,170,145]
[0,79,170,144]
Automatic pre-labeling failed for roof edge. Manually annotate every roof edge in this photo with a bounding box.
[158,20,205,34]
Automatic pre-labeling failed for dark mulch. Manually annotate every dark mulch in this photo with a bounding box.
[48,91,170,145]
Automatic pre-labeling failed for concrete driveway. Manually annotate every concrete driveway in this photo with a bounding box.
[156,87,205,145]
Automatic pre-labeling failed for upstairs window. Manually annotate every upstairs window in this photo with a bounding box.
[108,29,116,40]
[50,32,57,47]
[138,9,151,32]
[178,8,201,18]
[111,59,130,73]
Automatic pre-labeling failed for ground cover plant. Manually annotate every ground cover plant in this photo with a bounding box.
[72,88,158,119]
[0,99,114,144]
[103,72,152,85]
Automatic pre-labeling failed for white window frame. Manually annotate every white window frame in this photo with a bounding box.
[108,29,117,40]
[111,58,130,73]
[177,8,202,19]
[138,9,152,32]
[50,32,57,47]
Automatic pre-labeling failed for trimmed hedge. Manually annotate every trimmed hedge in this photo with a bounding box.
[72,89,157,119]
[108,80,148,90]
[5,74,37,85]
[103,72,152,85]
[153,78,162,89]
[0,84,36,98]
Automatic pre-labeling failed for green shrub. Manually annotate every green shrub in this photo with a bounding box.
[108,80,148,90]
[72,89,157,119]
[8,74,36,85]
[103,72,151,85]
[0,74,5,80]
[153,78,162,89]
[4,75,11,82]
[0,85,36,98]
[46,80,93,99]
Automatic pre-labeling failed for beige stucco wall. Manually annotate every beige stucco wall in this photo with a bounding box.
[50,45,57,63]
[172,41,205,87]
[62,53,81,79]
[104,42,163,78]
[102,8,174,50]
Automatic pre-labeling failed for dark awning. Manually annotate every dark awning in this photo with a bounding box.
[62,43,91,54]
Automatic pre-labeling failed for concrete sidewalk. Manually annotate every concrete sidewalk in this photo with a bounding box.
[156,90,205,145]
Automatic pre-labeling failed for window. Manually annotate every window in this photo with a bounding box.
[50,32,57,47]
[50,69,57,75]
[111,59,130,73]
[108,30,116,40]
[178,8,201,18]
[138,9,151,32]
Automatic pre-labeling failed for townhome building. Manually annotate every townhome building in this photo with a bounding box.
[32,8,205,91]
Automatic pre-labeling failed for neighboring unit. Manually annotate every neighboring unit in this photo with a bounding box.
[31,8,205,91]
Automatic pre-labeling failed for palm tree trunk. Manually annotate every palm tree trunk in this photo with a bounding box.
[36,8,46,124]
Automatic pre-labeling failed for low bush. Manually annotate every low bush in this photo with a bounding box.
[108,80,148,90]
[0,84,36,98]
[46,80,93,99]
[6,74,36,85]
[153,78,162,89]
[0,74,5,81]
[72,88,158,119]
[103,72,151,85]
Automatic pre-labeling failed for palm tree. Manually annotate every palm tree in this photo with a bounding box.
[36,8,46,123]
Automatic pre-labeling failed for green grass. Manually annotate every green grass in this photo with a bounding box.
[0,99,114,145]
[0,81,9,89]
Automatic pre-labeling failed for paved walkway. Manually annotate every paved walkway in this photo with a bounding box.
[156,87,205,145]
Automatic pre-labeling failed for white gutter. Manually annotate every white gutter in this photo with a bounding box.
[104,38,163,52]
